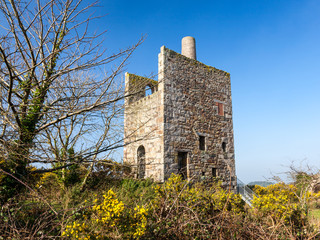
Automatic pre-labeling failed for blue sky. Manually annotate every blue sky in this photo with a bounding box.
[92,0,320,183]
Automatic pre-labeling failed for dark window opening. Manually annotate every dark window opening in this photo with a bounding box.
[212,168,217,178]
[222,142,227,152]
[137,145,146,179]
[178,152,188,180]
[145,85,153,97]
[199,136,205,150]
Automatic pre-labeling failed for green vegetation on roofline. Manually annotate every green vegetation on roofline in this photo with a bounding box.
[127,73,158,87]
[162,46,230,77]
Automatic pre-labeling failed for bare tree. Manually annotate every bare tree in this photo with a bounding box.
[0,0,142,194]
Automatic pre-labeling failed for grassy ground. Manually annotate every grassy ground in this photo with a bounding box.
[310,208,320,228]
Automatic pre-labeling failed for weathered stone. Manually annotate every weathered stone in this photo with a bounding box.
[124,38,237,190]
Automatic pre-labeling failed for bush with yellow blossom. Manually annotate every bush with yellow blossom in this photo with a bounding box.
[61,174,320,239]
[251,182,315,238]
[62,189,148,239]
[62,174,246,239]
[252,183,300,221]
[146,174,245,239]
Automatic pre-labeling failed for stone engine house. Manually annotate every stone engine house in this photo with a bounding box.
[124,37,236,189]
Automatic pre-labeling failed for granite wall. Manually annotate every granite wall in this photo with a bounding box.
[123,73,164,181]
[123,46,236,189]
[161,47,236,189]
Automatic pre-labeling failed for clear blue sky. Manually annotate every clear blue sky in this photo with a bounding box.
[92,0,320,183]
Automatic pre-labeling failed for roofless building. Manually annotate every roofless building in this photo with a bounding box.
[124,37,236,190]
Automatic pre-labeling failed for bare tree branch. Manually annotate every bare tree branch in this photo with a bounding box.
[0,0,144,182]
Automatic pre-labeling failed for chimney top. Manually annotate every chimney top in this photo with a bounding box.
[181,36,196,60]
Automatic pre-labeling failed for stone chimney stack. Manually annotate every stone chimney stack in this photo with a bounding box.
[181,36,196,60]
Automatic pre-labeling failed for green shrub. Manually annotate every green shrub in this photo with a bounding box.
[145,174,245,239]
[1,171,319,239]
[252,183,313,238]
[62,189,149,239]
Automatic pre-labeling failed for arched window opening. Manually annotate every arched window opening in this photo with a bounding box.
[222,142,227,152]
[137,145,146,179]
[145,85,153,97]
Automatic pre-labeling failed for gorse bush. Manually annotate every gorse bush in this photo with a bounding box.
[251,182,319,238]
[62,174,246,239]
[0,159,42,203]
[145,174,247,239]
[252,183,300,221]
[1,170,319,239]
[62,189,149,239]
[36,171,63,191]
[116,178,155,206]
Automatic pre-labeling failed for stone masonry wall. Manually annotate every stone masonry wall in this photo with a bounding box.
[161,47,236,189]
[123,46,237,189]
[123,73,164,181]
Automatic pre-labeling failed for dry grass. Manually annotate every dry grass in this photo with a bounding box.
[310,208,320,229]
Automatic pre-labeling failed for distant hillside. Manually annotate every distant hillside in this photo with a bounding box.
[247,181,275,187]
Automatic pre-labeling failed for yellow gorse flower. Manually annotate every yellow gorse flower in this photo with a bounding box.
[252,183,302,221]
[92,189,124,225]
[62,189,149,239]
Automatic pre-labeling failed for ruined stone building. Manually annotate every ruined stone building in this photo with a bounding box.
[124,37,236,189]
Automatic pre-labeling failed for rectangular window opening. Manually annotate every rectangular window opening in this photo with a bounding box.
[212,168,217,178]
[199,136,205,150]
[178,152,188,180]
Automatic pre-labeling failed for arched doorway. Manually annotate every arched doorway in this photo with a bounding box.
[137,145,146,179]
